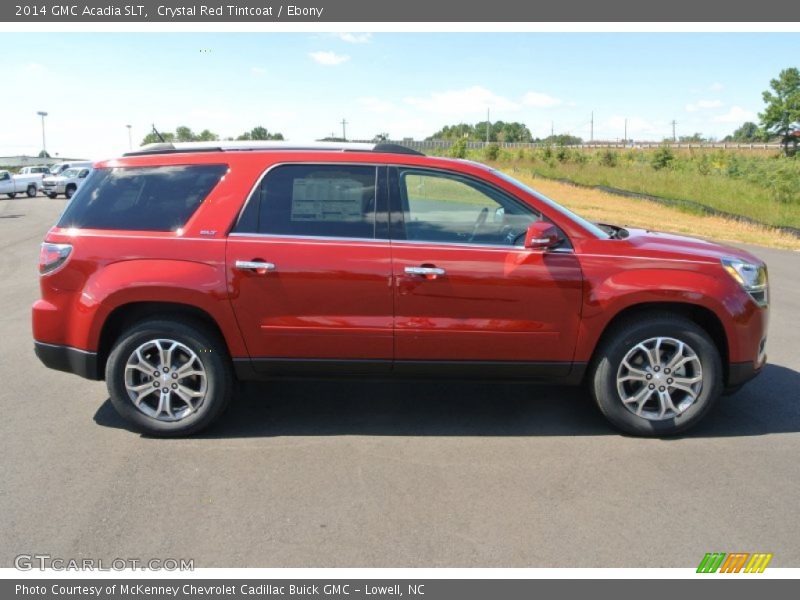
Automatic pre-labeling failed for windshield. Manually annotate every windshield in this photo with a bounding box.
[62,169,79,178]
[491,169,611,239]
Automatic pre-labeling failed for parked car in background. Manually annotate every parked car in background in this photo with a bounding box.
[41,167,92,199]
[48,161,93,176]
[32,142,769,437]
[19,166,51,176]
[0,169,41,198]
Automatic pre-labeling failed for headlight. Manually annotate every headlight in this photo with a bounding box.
[721,257,768,307]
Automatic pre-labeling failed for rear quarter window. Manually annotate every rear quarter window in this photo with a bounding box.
[57,164,227,231]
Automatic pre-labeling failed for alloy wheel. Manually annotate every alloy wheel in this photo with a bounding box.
[123,339,207,422]
[616,336,703,420]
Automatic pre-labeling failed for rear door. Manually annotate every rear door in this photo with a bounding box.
[227,163,394,373]
[388,166,583,371]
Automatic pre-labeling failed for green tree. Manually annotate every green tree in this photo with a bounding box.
[759,67,800,156]
[679,133,706,143]
[237,126,284,141]
[373,132,390,142]
[38,150,51,158]
[725,121,763,142]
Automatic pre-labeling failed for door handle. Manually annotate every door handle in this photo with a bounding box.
[235,260,276,272]
[404,266,446,277]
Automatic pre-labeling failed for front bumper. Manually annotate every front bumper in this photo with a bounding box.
[726,359,765,390]
[34,341,101,380]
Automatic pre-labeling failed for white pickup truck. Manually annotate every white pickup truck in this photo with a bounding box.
[0,170,41,198]
[41,167,92,199]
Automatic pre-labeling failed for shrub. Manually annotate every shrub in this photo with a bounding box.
[449,138,467,159]
[483,143,500,161]
[555,146,570,163]
[651,145,675,170]
[598,149,619,167]
[696,154,711,176]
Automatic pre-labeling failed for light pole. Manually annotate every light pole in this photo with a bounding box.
[126,124,132,150]
[37,111,48,156]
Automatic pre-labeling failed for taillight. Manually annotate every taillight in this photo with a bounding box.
[39,243,72,275]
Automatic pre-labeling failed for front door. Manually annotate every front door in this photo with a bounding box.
[227,163,393,373]
[389,167,583,371]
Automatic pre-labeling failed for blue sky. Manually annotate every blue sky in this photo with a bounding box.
[2,32,798,159]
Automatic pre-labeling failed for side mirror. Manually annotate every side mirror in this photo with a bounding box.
[524,221,560,250]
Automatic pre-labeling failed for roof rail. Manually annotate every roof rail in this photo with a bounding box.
[123,141,425,157]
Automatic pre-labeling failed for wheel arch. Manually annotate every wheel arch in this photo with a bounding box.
[96,301,230,378]
[585,301,729,383]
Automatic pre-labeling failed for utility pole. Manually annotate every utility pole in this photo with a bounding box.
[486,108,490,144]
[624,118,628,144]
[126,124,132,150]
[551,121,554,137]
[671,119,677,142]
[37,111,48,155]
[590,111,594,143]
[340,118,348,141]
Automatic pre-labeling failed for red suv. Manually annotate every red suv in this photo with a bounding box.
[32,142,769,436]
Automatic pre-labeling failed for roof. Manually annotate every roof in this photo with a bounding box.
[124,141,424,157]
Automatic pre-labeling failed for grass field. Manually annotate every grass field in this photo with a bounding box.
[437,146,800,231]
[503,168,800,251]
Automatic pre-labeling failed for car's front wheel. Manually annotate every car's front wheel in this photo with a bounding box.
[65,185,76,199]
[106,318,234,436]
[589,313,722,436]
[7,193,16,198]
[26,185,37,197]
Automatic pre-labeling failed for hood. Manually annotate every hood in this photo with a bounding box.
[622,228,763,265]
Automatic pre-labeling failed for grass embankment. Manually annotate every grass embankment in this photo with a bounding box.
[434,145,800,233]
[502,167,800,251]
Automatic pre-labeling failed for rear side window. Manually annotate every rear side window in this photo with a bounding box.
[234,164,377,239]
[57,165,227,231]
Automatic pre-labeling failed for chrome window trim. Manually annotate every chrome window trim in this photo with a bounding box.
[228,232,389,245]
[230,161,382,239]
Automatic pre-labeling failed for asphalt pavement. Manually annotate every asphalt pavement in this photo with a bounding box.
[1,196,798,568]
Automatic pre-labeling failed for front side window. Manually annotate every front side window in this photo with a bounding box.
[235,164,377,239]
[397,169,538,246]
[57,164,227,231]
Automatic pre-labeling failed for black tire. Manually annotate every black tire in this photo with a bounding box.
[26,185,37,197]
[105,318,234,436]
[589,312,723,436]
[7,193,16,198]
[47,193,58,199]
[65,185,76,199]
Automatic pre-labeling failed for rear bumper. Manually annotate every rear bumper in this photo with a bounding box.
[34,341,101,380]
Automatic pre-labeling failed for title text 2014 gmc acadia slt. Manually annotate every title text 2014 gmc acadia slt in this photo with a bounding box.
[32,142,769,436]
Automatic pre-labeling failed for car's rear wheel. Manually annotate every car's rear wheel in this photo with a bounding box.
[106,318,234,436]
[26,185,37,197]
[589,313,722,436]
[65,185,76,199]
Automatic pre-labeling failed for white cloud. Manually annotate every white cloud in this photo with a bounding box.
[357,97,397,114]
[336,33,372,44]
[709,82,724,92]
[685,99,723,112]
[404,86,518,114]
[309,51,350,66]
[250,66,266,76]
[713,106,756,123]
[521,91,563,108]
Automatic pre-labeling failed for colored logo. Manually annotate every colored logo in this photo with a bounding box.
[697,552,773,573]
